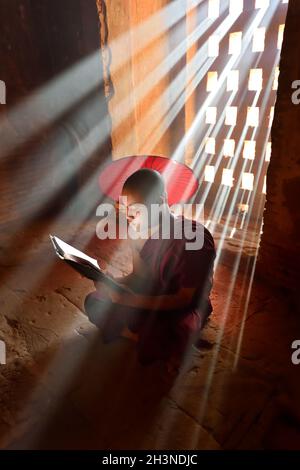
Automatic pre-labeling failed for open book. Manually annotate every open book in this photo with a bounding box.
[50,234,129,293]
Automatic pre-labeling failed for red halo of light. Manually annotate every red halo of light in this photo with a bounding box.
[98,155,199,205]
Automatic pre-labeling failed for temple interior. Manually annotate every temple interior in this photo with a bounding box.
[0,0,299,450]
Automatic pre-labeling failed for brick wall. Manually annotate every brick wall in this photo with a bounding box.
[0,0,111,225]
[258,0,300,291]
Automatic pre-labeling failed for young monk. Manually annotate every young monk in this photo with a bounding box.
[84,169,215,373]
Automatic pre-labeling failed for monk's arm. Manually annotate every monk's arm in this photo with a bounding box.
[94,282,196,311]
[113,240,149,286]
[120,287,196,310]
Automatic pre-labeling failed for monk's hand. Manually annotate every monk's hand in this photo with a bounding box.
[93,280,125,304]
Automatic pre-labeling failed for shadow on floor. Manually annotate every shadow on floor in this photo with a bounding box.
[8,329,174,449]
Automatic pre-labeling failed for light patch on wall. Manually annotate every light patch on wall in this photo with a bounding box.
[208,35,220,57]
[208,0,220,19]
[255,0,270,8]
[205,137,216,154]
[252,28,265,52]
[269,106,274,128]
[246,107,259,127]
[225,106,237,126]
[223,139,235,157]
[229,32,242,55]
[206,106,217,124]
[278,24,285,50]
[265,142,272,162]
[273,66,279,90]
[262,176,266,194]
[204,165,215,183]
[207,71,218,91]
[243,140,256,160]
[227,70,239,91]
[222,168,234,187]
[248,68,263,91]
[229,0,243,16]
[242,172,254,191]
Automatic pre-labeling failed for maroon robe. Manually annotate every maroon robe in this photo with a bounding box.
[85,217,215,364]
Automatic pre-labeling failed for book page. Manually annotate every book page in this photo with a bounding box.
[51,235,100,270]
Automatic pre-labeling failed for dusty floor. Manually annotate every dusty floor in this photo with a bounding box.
[0,217,299,449]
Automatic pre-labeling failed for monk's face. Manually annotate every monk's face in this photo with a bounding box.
[120,188,166,230]
[120,189,147,225]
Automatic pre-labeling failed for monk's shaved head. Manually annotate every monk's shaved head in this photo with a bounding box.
[122,169,166,206]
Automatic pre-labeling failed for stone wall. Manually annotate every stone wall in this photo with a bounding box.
[258,0,300,292]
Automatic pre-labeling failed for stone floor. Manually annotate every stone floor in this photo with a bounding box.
[0,217,299,450]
